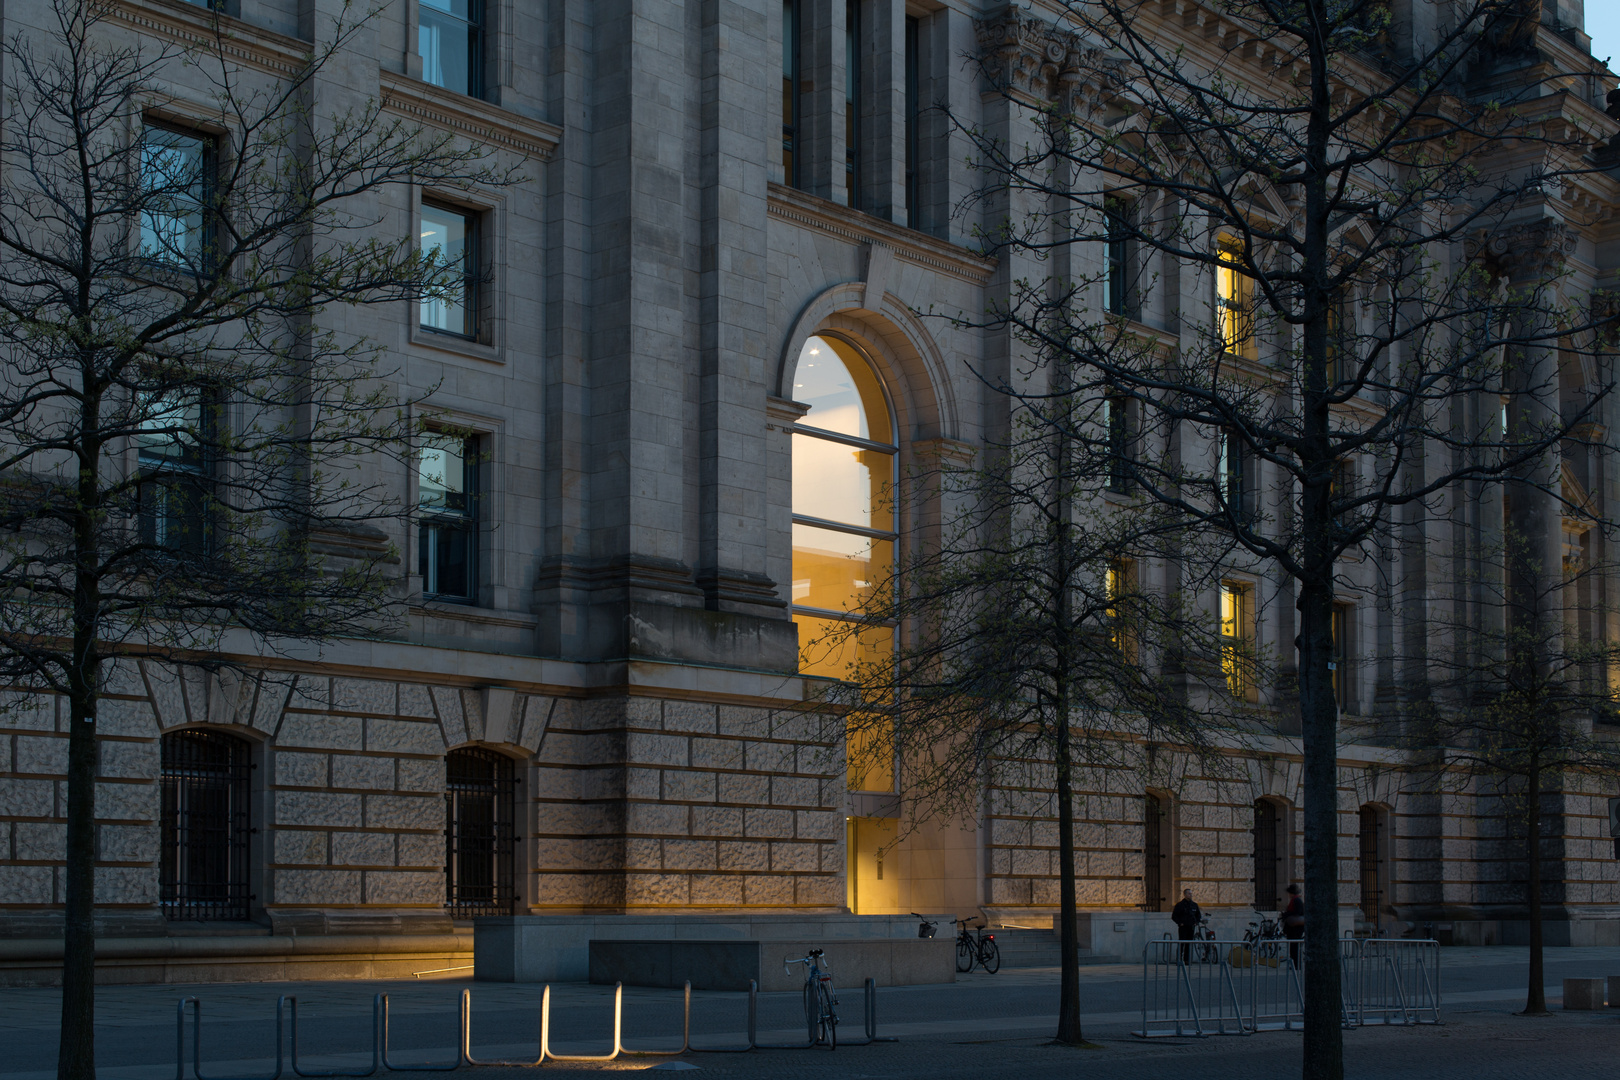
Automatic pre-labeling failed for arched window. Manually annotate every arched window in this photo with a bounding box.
[1252,797,1285,911]
[789,333,898,792]
[1143,791,1173,913]
[160,730,251,921]
[445,747,516,917]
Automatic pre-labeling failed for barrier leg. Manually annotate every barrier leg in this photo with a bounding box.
[539,982,622,1062]
[289,996,379,1077]
[378,994,460,1071]
[180,996,286,1080]
[459,989,544,1067]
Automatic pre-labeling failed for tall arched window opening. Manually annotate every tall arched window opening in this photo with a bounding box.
[1252,797,1285,911]
[160,730,251,921]
[1359,804,1389,926]
[1143,791,1172,913]
[446,747,517,917]
[789,333,899,914]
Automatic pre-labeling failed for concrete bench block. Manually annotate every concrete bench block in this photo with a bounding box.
[1563,977,1605,1009]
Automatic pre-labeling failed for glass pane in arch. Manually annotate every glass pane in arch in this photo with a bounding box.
[791,433,894,532]
[791,522,892,612]
[791,335,894,445]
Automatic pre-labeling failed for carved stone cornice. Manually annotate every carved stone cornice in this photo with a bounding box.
[975,7,1073,102]
[1475,219,1579,282]
[380,71,562,162]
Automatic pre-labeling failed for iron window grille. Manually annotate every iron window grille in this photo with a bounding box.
[160,730,252,921]
[1359,806,1382,923]
[1252,798,1280,910]
[445,747,516,918]
[1143,793,1165,912]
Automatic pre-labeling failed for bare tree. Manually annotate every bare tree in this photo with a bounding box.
[0,4,510,1077]
[1399,534,1620,1015]
[957,2,1620,1076]
[806,397,1247,1044]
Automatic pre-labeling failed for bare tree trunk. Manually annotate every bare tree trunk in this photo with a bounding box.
[1054,693,1083,1044]
[1522,764,1547,1014]
[1298,569,1343,1079]
[59,422,102,1080]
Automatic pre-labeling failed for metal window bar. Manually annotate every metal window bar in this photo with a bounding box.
[161,730,251,922]
[1252,800,1278,910]
[1143,794,1163,912]
[445,747,515,919]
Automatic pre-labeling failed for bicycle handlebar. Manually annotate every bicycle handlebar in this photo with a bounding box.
[783,949,829,976]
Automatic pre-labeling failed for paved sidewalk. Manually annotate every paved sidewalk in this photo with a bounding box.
[2,947,1618,1079]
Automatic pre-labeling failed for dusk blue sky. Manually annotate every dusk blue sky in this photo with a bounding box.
[1589,4,1620,74]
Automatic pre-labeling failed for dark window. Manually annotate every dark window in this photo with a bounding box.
[140,124,216,271]
[1220,429,1250,522]
[845,0,861,208]
[160,730,251,921]
[1144,792,1166,913]
[446,747,516,917]
[904,15,920,229]
[1325,292,1348,387]
[419,0,483,97]
[419,433,478,601]
[419,202,480,339]
[1105,394,1131,494]
[137,390,212,555]
[1252,798,1280,910]
[1104,202,1131,317]
[1359,805,1383,924]
[783,0,799,188]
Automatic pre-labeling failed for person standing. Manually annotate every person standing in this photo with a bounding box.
[1171,887,1202,964]
[1282,883,1305,968]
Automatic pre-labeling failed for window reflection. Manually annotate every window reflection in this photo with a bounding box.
[788,334,898,795]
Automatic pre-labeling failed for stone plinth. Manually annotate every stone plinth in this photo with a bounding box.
[586,937,955,991]
[1563,977,1606,1009]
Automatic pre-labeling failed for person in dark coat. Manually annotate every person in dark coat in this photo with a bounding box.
[1282,883,1305,967]
[1171,888,1202,964]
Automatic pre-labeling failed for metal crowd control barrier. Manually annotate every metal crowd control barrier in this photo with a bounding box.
[1357,939,1441,1026]
[1134,937,1442,1038]
[179,971,895,1074]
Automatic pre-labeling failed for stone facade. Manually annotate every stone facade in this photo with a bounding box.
[1,0,1619,975]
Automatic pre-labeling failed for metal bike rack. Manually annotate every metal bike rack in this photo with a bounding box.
[287,996,379,1077]
[828,979,897,1046]
[686,979,757,1053]
[459,989,542,1067]
[538,982,623,1062]
[378,993,461,1071]
[617,981,690,1057]
[176,995,287,1080]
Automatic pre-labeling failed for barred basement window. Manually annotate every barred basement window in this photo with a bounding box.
[1252,797,1282,911]
[160,730,252,921]
[445,747,516,917]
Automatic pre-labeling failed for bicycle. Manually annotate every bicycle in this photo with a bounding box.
[1243,913,1285,962]
[1191,915,1220,963]
[784,948,838,1049]
[912,912,939,939]
[954,917,1000,974]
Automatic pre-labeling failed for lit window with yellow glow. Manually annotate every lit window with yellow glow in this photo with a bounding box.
[1107,558,1137,662]
[1216,235,1255,360]
[1220,581,1251,699]
[789,334,897,793]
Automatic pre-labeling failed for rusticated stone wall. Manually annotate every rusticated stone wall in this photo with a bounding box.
[530,696,845,912]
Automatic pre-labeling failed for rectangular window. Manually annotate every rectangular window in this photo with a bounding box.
[783,0,799,188]
[140,124,216,270]
[1220,581,1253,701]
[137,390,211,555]
[1324,292,1347,387]
[1333,603,1352,713]
[419,202,479,339]
[419,433,478,601]
[419,0,483,97]
[1104,393,1131,494]
[1107,558,1138,662]
[1216,234,1255,360]
[904,15,920,229]
[845,0,862,209]
[1219,428,1249,522]
[1104,202,1131,317]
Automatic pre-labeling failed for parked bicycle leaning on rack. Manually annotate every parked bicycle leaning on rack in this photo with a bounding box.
[912,913,938,939]
[785,948,839,1049]
[954,917,1000,974]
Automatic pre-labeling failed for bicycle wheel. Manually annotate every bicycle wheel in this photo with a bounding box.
[979,938,1000,974]
[956,938,974,973]
[818,982,838,1050]
[803,979,818,1043]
